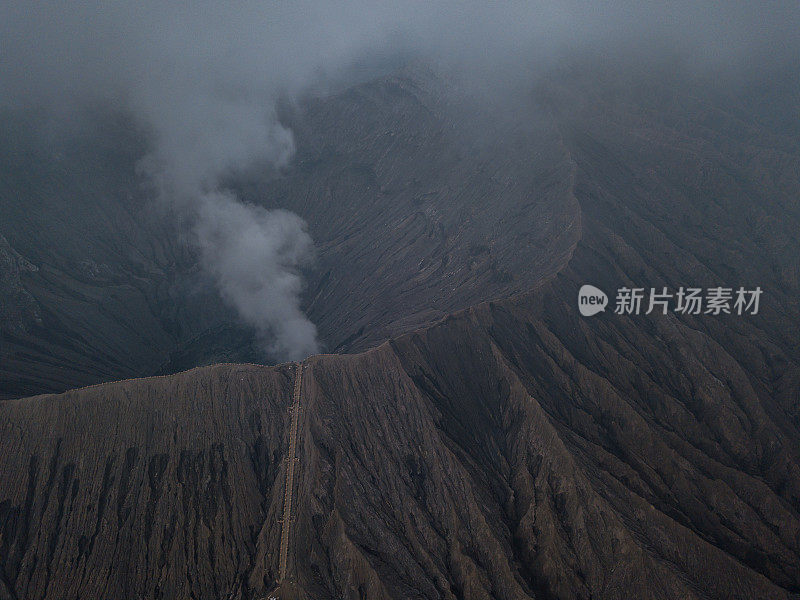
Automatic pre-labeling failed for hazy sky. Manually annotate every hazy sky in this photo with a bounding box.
[1,1,797,359]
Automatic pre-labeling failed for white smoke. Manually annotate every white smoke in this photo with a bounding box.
[0,2,385,361]
[195,192,318,360]
[129,76,318,359]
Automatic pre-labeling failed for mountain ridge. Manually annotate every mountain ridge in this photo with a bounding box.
[2,235,799,598]
[2,64,800,599]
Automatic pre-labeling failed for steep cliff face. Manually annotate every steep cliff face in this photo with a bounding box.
[0,364,294,600]
[257,71,581,353]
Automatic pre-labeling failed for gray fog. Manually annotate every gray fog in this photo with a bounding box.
[1,1,797,360]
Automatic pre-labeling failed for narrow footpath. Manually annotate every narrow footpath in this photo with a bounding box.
[278,362,303,583]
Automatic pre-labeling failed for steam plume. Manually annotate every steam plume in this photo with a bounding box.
[195,193,318,360]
